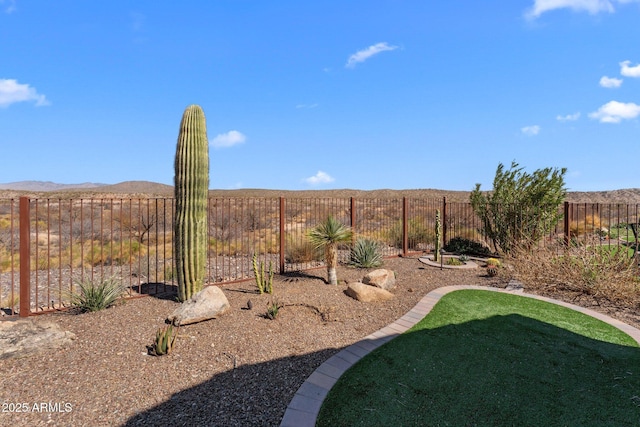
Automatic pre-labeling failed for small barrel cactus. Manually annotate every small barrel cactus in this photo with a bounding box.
[174,105,209,302]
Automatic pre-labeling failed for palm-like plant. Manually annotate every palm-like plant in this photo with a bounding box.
[307,216,354,285]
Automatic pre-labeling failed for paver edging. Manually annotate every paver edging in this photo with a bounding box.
[279,284,640,427]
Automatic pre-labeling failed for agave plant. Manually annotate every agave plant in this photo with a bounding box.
[70,276,125,312]
[350,238,383,268]
[307,216,354,285]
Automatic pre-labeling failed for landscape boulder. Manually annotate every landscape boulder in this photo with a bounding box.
[0,320,76,360]
[362,269,396,290]
[345,282,395,303]
[167,286,230,326]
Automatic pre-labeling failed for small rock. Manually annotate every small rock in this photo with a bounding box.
[362,269,396,290]
[345,282,395,303]
[0,320,76,360]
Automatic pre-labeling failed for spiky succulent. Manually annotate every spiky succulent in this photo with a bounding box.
[152,324,178,356]
[349,238,383,268]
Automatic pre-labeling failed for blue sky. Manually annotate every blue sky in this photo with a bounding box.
[1,0,639,191]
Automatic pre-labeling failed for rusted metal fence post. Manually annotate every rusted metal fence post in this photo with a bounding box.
[19,197,30,317]
[563,201,570,247]
[350,197,356,243]
[402,197,408,256]
[442,197,447,246]
[279,196,285,274]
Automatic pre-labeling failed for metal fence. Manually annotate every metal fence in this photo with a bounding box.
[1,197,638,317]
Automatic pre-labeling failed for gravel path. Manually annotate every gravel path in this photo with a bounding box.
[1,256,637,426]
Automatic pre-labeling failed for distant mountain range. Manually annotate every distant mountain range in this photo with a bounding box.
[0,181,108,191]
[0,180,174,196]
[1,181,639,203]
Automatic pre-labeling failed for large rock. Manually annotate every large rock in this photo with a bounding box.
[362,269,396,290]
[167,286,230,326]
[345,282,395,303]
[0,320,76,360]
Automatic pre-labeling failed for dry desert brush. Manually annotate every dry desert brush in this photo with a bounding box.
[508,238,639,307]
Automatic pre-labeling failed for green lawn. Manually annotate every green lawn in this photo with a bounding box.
[317,290,640,427]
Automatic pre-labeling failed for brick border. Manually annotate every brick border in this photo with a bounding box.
[279,285,640,427]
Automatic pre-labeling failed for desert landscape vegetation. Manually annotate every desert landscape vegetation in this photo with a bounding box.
[1,180,639,426]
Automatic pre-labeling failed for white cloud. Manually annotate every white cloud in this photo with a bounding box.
[211,130,246,148]
[557,112,581,121]
[599,76,623,88]
[0,79,50,107]
[620,60,640,78]
[304,171,335,185]
[521,125,541,136]
[0,0,16,14]
[295,103,318,109]
[524,0,640,19]
[346,42,398,68]
[130,12,146,32]
[589,100,640,123]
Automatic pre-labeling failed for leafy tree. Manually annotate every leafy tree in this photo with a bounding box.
[307,216,354,285]
[470,161,566,254]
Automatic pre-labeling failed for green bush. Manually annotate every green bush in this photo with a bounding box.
[350,238,383,268]
[444,237,491,256]
[470,161,566,254]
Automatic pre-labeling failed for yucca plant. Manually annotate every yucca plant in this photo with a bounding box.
[70,276,125,312]
[307,216,354,285]
[152,324,178,356]
[350,238,383,268]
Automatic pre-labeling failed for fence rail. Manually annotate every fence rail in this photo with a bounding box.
[1,196,638,318]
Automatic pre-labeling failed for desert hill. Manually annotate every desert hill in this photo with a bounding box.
[1,180,639,204]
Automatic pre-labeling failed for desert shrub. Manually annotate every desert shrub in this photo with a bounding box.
[350,238,383,268]
[471,161,566,254]
[569,213,603,236]
[444,237,491,256]
[507,237,639,306]
[285,233,323,263]
[70,276,126,312]
[386,218,434,249]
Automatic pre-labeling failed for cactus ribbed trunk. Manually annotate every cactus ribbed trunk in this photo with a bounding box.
[434,209,442,262]
[174,105,209,302]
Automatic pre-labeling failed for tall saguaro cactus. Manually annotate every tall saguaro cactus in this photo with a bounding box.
[174,105,209,302]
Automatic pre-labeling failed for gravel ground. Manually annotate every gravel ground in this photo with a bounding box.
[1,256,637,427]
